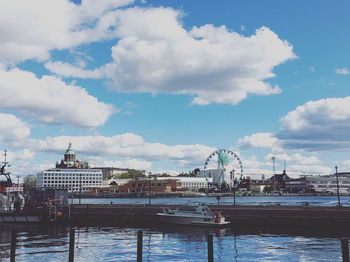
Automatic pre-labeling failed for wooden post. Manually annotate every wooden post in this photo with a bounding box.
[137,230,143,262]
[208,234,213,262]
[341,238,349,262]
[69,228,75,262]
[10,228,16,262]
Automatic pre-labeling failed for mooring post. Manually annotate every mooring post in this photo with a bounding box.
[341,238,349,262]
[208,234,213,262]
[137,230,143,262]
[10,228,16,262]
[69,228,75,262]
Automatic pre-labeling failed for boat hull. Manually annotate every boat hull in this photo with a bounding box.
[157,213,230,227]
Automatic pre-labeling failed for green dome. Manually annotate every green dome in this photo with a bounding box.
[65,143,75,155]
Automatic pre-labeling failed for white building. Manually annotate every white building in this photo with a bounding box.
[157,177,213,191]
[36,143,102,192]
[306,174,350,194]
[36,168,103,192]
[199,169,235,188]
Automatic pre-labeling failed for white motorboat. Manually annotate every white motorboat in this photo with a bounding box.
[157,203,230,227]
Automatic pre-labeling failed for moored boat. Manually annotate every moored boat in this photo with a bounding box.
[157,203,230,227]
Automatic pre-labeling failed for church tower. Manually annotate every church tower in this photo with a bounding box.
[64,143,76,167]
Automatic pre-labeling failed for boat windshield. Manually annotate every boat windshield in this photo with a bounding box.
[177,205,198,212]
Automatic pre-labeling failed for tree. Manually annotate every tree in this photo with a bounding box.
[22,175,36,188]
[116,169,146,179]
[220,182,230,192]
[159,173,171,177]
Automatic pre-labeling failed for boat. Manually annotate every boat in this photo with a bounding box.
[0,150,25,213]
[157,203,230,227]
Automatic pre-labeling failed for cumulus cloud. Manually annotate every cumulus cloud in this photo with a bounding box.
[95,159,152,170]
[334,67,350,75]
[238,97,350,152]
[0,0,133,64]
[0,113,30,145]
[45,61,104,79]
[278,97,350,150]
[47,7,295,105]
[31,133,216,167]
[288,164,332,176]
[263,152,330,176]
[106,8,295,105]
[0,68,114,127]
[238,132,281,150]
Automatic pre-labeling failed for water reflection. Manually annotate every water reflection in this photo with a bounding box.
[0,224,347,261]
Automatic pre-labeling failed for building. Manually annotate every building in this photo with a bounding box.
[118,178,181,193]
[55,143,89,169]
[36,144,102,192]
[157,176,214,191]
[268,170,291,191]
[284,177,309,193]
[198,169,235,188]
[306,174,350,194]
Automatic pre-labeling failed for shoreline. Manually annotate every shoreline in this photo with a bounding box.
[72,192,349,199]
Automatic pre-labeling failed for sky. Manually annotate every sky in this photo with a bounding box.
[0,0,350,178]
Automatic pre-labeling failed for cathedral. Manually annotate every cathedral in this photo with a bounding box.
[55,143,89,169]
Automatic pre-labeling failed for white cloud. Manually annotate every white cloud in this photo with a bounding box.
[48,7,295,105]
[105,8,295,105]
[334,67,350,75]
[96,159,152,170]
[288,164,332,176]
[0,0,133,64]
[238,132,281,150]
[11,149,35,161]
[0,113,30,145]
[45,61,104,79]
[0,68,114,127]
[279,97,350,150]
[31,133,216,167]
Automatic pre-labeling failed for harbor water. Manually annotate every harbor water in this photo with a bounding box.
[71,195,350,207]
[0,224,346,261]
[1,196,350,261]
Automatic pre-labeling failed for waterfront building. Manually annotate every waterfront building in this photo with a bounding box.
[157,176,213,191]
[284,177,308,193]
[198,169,234,188]
[269,170,291,191]
[36,144,102,192]
[119,178,181,193]
[305,174,350,194]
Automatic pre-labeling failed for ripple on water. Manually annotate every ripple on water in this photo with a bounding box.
[0,226,345,262]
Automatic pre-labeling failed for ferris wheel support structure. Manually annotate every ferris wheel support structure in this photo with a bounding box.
[203,149,244,190]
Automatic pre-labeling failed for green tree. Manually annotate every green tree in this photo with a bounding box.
[22,175,36,188]
[116,169,146,179]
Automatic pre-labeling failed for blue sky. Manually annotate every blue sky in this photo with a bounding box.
[0,0,350,177]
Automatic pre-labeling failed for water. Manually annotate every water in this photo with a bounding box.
[71,195,350,207]
[1,196,349,261]
[0,225,345,261]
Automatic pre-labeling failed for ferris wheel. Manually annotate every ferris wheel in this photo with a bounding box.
[203,149,243,189]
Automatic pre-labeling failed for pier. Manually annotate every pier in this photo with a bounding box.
[65,204,350,231]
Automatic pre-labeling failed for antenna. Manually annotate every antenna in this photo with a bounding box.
[284,159,286,172]
[272,156,276,192]
[272,156,276,174]
[2,150,8,165]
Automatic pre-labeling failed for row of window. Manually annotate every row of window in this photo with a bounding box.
[43,177,101,180]
[43,174,101,177]
[182,182,207,186]
[43,181,99,184]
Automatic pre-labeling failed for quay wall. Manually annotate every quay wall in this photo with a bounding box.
[67,204,350,230]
